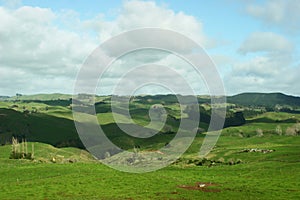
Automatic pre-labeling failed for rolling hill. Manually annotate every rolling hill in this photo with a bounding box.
[0,93,299,199]
[0,92,299,155]
[227,92,300,107]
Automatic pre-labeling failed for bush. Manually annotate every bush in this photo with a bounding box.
[236,159,242,164]
[275,125,282,135]
[10,152,32,160]
[227,158,235,165]
[217,157,225,163]
[285,123,300,136]
[256,128,264,137]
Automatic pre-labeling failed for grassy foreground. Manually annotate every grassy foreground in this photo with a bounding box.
[0,135,299,200]
[1,94,300,199]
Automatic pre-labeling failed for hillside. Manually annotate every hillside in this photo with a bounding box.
[0,92,299,158]
[7,93,72,101]
[4,92,300,108]
[0,134,299,199]
[0,93,300,199]
[0,142,95,163]
[0,108,82,147]
[228,92,300,107]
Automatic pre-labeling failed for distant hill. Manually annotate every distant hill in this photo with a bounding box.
[227,93,300,107]
[0,96,9,100]
[5,92,300,108]
[8,93,72,101]
[134,93,300,108]
[1,92,299,153]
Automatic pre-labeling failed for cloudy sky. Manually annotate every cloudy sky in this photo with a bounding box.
[0,0,299,96]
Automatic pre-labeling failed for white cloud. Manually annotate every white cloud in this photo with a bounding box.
[95,49,209,95]
[233,0,300,95]
[1,0,298,97]
[238,32,293,55]
[0,1,212,96]
[231,56,281,77]
[246,0,300,33]
[224,54,300,95]
[0,6,97,95]
[83,0,208,46]
[0,6,96,72]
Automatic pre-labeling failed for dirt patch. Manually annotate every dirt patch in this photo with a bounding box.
[178,182,221,192]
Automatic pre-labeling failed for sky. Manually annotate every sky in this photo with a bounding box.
[0,0,299,96]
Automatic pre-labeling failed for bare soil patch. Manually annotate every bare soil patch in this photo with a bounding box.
[178,182,221,192]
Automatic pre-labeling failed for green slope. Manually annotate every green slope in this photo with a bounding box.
[0,108,81,147]
[0,142,95,163]
[8,93,72,101]
[228,92,300,107]
[0,92,299,152]
[0,135,299,199]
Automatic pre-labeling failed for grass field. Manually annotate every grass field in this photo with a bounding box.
[0,94,300,199]
[0,135,299,199]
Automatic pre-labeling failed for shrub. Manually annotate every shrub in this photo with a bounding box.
[285,123,300,136]
[286,127,298,136]
[236,159,242,164]
[227,158,235,165]
[10,152,32,160]
[10,137,33,160]
[217,157,225,163]
[256,128,264,137]
[275,125,282,135]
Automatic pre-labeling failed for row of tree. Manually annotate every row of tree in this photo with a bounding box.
[10,137,34,160]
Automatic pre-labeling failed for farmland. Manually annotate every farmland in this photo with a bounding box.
[0,93,299,199]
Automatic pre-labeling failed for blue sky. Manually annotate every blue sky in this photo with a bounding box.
[0,0,299,96]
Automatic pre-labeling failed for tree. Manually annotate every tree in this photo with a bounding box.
[10,137,33,160]
[275,125,282,136]
[285,123,300,136]
[256,128,263,137]
[16,93,22,101]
